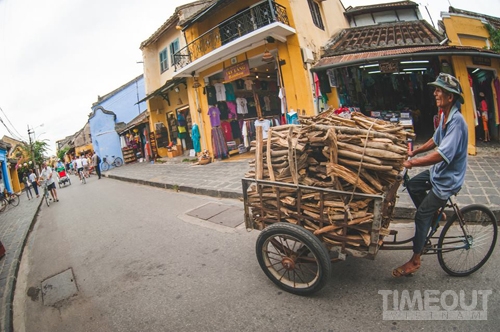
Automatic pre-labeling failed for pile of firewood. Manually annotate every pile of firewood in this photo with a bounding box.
[245,110,414,254]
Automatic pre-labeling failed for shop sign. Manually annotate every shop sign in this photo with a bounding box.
[379,61,399,73]
[224,60,250,81]
[472,56,491,66]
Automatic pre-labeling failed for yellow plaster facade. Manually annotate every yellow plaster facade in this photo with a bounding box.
[177,0,348,157]
[441,13,500,155]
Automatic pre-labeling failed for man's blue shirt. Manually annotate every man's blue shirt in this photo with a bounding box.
[430,103,468,200]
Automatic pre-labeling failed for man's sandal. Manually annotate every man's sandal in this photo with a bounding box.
[392,265,420,278]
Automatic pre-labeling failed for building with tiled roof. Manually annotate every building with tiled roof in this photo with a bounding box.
[344,1,422,28]
[312,2,500,155]
[323,20,442,57]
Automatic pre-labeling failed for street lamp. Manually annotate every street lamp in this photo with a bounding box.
[27,123,44,174]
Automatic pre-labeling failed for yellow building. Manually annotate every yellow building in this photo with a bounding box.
[441,7,500,155]
[141,0,348,159]
[74,123,93,157]
[311,3,500,156]
[2,135,30,193]
[140,1,212,158]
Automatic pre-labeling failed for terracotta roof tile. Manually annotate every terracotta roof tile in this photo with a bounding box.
[323,20,444,57]
[313,45,500,70]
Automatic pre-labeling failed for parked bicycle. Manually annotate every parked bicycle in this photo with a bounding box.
[0,191,20,212]
[101,155,123,171]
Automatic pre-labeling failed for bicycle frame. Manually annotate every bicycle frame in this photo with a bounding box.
[379,195,467,254]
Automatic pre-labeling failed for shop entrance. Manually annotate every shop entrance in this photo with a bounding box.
[468,68,498,142]
[329,57,442,143]
[203,56,284,159]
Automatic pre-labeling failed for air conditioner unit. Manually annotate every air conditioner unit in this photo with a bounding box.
[301,47,315,64]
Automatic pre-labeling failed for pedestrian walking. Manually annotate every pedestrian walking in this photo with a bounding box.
[91,152,101,179]
[22,172,33,200]
[29,169,39,198]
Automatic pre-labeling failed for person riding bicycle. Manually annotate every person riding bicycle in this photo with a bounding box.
[392,73,468,278]
[39,161,59,202]
[82,154,90,178]
[75,155,84,181]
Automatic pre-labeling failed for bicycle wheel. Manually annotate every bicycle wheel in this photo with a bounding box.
[438,204,497,277]
[0,198,7,212]
[82,175,86,184]
[10,194,20,207]
[45,192,50,207]
[256,223,331,296]
[114,157,123,167]
[101,162,110,171]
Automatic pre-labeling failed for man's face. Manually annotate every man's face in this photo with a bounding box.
[434,87,454,109]
[42,163,47,169]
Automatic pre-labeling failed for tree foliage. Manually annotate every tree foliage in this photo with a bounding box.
[57,147,69,161]
[485,24,500,53]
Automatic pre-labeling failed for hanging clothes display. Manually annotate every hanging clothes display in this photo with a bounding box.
[211,127,228,159]
[191,123,201,153]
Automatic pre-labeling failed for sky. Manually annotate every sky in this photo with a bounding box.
[0,0,499,155]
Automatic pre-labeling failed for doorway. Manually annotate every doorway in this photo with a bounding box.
[468,68,498,142]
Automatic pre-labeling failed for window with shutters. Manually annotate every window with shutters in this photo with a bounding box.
[159,48,169,73]
[308,0,324,30]
[169,39,180,67]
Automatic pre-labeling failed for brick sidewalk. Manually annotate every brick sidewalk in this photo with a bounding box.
[0,195,41,332]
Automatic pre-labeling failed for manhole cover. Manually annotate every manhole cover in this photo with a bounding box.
[187,203,244,228]
[41,268,78,306]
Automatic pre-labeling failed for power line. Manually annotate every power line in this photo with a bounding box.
[0,105,25,141]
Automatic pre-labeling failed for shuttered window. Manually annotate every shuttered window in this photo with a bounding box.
[159,48,169,73]
[308,0,324,30]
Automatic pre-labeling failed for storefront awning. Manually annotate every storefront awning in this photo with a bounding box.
[118,111,150,135]
[311,46,500,72]
[135,78,187,104]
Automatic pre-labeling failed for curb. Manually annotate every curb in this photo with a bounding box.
[2,199,43,332]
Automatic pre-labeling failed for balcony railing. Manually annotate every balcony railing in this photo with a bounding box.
[174,0,290,71]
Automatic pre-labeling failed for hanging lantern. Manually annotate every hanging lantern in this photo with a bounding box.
[23,162,28,167]
[262,49,274,63]
[29,161,32,165]
[192,77,201,89]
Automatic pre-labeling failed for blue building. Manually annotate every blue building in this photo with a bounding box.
[89,75,147,165]
[0,140,12,194]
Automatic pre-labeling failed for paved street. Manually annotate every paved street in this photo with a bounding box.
[12,176,500,332]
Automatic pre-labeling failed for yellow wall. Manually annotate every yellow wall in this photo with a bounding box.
[442,15,490,48]
[75,144,93,157]
[9,166,21,193]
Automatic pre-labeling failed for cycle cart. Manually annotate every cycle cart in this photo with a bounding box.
[57,169,71,188]
[242,177,497,295]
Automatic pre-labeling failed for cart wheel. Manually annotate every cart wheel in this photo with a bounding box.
[59,182,61,188]
[256,223,331,295]
[69,178,71,185]
[437,204,497,276]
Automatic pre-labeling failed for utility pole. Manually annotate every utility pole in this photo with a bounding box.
[27,125,38,175]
